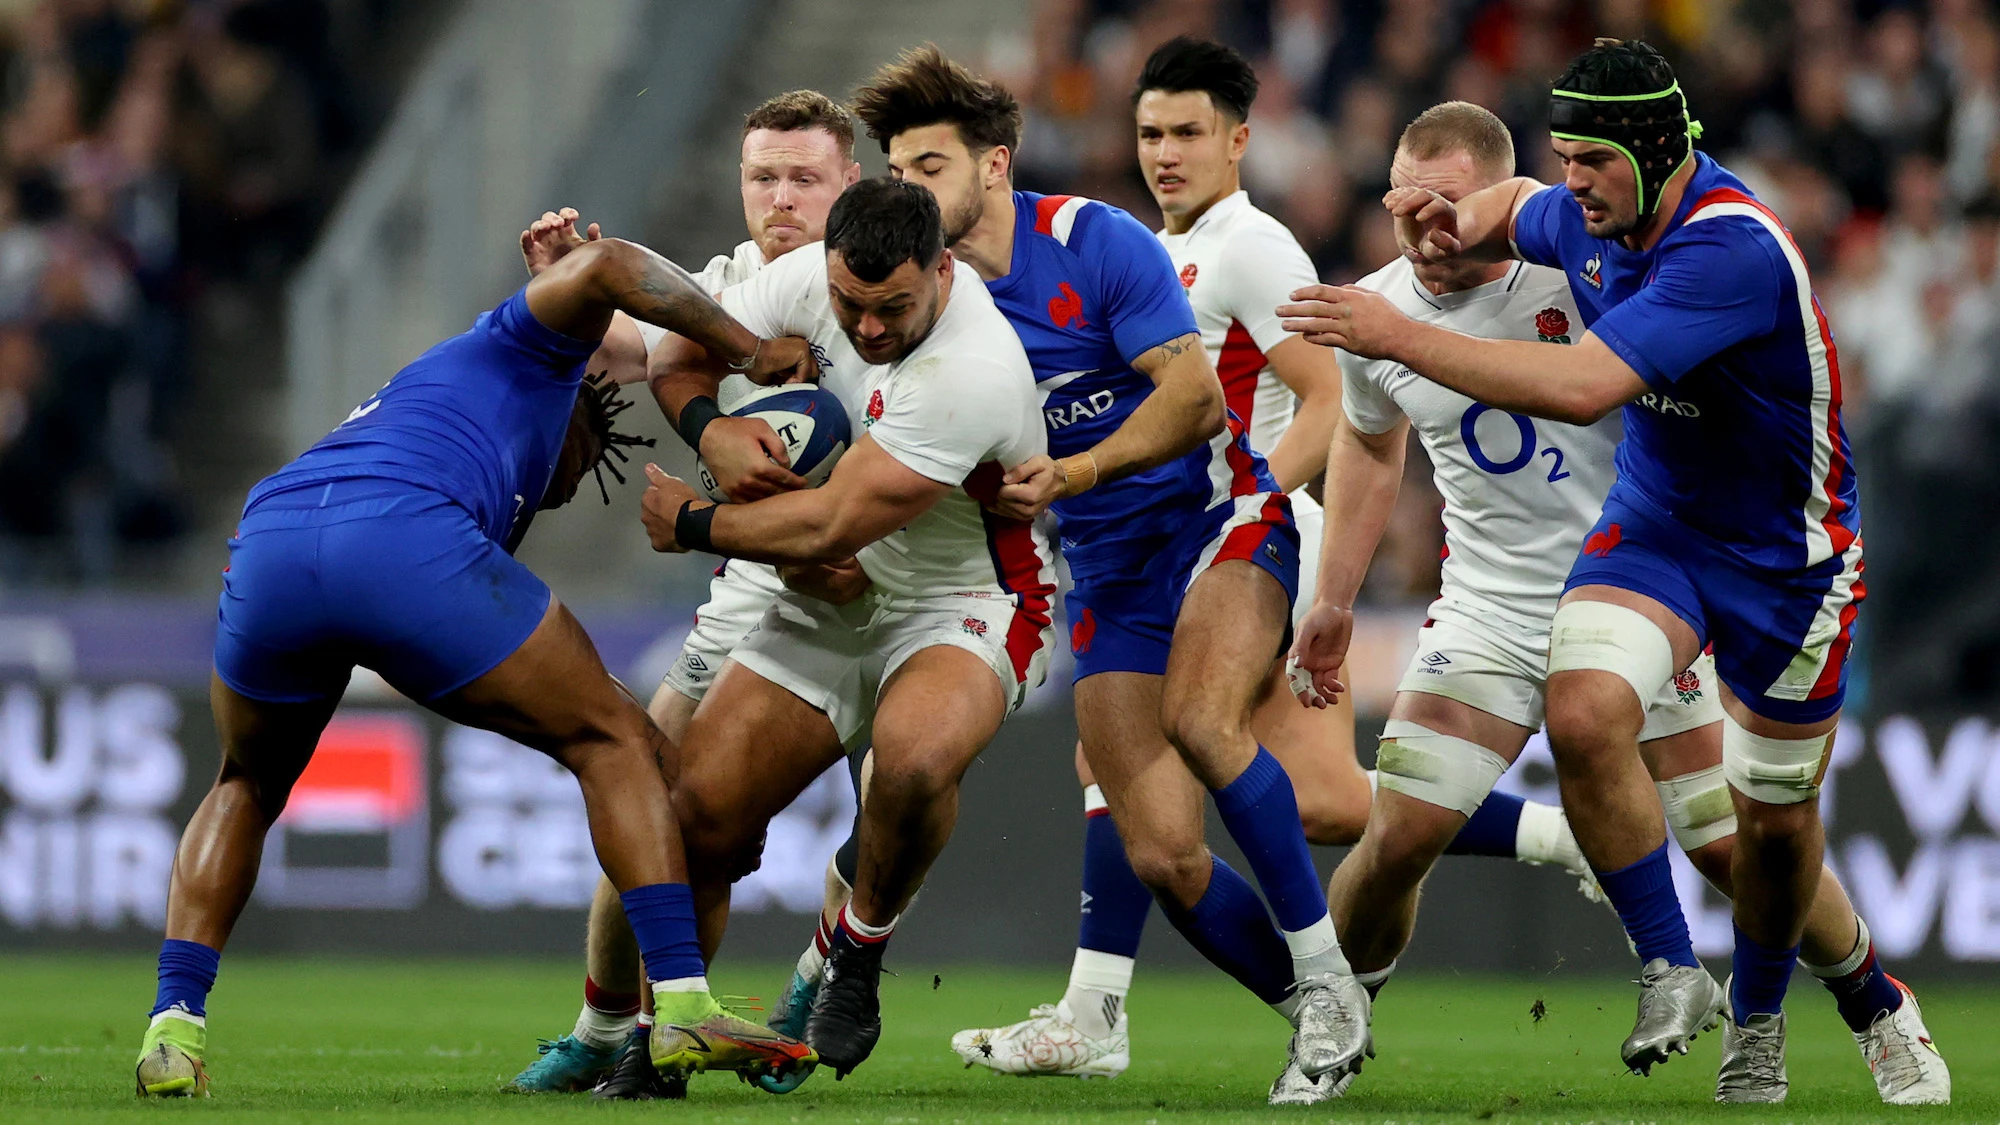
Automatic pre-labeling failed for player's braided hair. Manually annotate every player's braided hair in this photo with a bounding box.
[540,373,657,510]
[1549,38,1702,218]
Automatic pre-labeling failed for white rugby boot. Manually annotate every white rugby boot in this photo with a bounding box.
[1855,979,1950,1105]
[950,1001,1128,1078]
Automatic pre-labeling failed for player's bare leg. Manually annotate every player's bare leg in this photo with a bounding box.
[1327,692,1534,973]
[808,648,1007,1078]
[1255,661,1369,846]
[1543,586,1721,1075]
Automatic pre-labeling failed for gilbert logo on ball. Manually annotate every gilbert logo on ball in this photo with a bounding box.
[697,384,852,501]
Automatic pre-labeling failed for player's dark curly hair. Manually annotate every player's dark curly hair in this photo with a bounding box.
[851,44,1022,156]
[1133,36,1259,122]
[1553,37,1677,98]
[825,177,944,283]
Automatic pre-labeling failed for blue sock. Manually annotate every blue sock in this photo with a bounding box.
[151,938,221,1018]
[1157,856,1295,1005]
[1594,842,1699,968]
[1813,936,1905,1032]
[1443,790,1524,857]
[1079,808,1151,958]
[1210,747,1329,933]
[619,884,706,984]
[1731,924,1801,1024]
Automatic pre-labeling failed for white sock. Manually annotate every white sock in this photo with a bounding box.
[1283,913,1353,978]
[1515,801,1584,870]
[572,1002,635,1051]
[652,975,710,995]
[1061,948,1134,1038]
[149,1008,204,1030]
[839,903,895,940]
[1355,960,1397,995]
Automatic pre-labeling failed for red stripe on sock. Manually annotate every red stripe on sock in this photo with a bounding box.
[584,976,642,1017]
[838,904,894,944]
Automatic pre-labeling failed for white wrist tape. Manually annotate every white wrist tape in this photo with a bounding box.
[1547,600,1676,706]
[1655,764,1738,850]
[1722,711,1831,805]
[1374,720,1510,817]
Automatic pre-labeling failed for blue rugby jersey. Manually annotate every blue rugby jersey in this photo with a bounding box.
[1511,153,1861,573]
[248,289,599,547]
[984,191,1278,579]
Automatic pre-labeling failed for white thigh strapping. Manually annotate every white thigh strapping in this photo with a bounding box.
[1721,711,1831,806]
[1656,763,1739,849]
[1546,600,1676,708]
[1375,719,1511,817]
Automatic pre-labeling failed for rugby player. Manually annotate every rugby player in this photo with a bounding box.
[133,223,818,1098]
[838,47,1371,1085]
[504,89,862,1098]
[640,177,1054,1081]
[1281,41,1947,1104]
[954,39,1594,1084]
[1284,101,1947,1107]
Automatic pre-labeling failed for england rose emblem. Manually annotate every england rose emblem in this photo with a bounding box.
[866,388,884,424]
[1535,307,1570,341]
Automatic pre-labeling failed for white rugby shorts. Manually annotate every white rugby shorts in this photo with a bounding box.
[1396,610,1721,741]
[662,560,787,702]
[730,586,1052,749]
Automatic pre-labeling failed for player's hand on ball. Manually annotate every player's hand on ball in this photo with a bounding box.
[744,335,819,386]
[520,207,598,276]
[1383,186,1462,264]
[698,416,809,500]
[990,454,1064,520]
[1290,600,1353,708]
[640,463,703,552]
[780,557,871,606]
[1278,284,1405,359]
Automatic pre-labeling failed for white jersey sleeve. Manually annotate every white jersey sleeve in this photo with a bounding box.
[1214,212,1320,356]
[715,245,820,342]
[867,353,1033,486]
[1336,264,1406,434]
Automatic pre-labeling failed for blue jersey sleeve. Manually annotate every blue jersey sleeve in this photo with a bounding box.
[1077,205,1198,365]
[1587,224,1783,388]
[487,287,604,369]
[1509,185,1568,268]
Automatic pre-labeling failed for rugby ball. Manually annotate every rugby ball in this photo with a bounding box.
[696,384,851,501]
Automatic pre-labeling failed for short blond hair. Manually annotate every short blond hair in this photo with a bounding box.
[743,89,856,161]
[1397,101,1515,179]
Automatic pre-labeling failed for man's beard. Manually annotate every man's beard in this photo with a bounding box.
[942,185,986,246]
[1577,193,1639,241]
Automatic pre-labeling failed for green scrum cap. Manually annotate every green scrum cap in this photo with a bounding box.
[1548,38,1703,219]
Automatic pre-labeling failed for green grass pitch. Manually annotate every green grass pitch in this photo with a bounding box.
[2,955,1992,1123]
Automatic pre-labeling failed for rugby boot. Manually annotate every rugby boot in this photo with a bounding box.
[1267,1033,1366,1105]
[1855,978,1950,1105]
[752,967,821,1094]
[591,1027,683,1100]
[1715,1009,1788,1103]
[651,999,817,1084]
[135,1011,209,1098]
[1621,958,1724,1075]
[1289,972,1372,1079]
[951,1000,1129,1077]
[806,927,885,1078]
[508,1034,619,1093]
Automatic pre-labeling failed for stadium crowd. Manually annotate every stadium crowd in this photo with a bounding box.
[0,0,359,581]
[1001,0,2000,707]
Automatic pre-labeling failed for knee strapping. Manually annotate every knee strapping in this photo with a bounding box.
[1547,601,1676,706]
[1722,712,1830,805]
[1656,764,1738,849]
[1374,721,1508,817]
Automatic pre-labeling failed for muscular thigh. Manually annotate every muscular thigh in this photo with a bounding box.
[1075,672,1204,853]
[678,659,846,841]
[870,645,1007,783]
[1166,559,1291,721]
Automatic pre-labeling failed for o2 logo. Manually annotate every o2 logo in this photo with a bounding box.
[1458,404,1570,482]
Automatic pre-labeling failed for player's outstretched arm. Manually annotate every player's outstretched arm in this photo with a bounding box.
[1385,176,1541,268]
[525,237,812,384]
[1260,335,1343,493]
[1293,411,1408,707]
[639,435,950,564]
[1278,286,1646,425]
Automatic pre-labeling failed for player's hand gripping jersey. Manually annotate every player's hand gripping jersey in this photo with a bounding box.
[715,243,1054,601]
[986,191,1283,579]
[1512,153,1863,720]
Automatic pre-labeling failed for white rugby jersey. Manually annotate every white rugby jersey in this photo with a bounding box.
[637,239,770,411]
[1340,258,1622,636]
[1156,190,1322,514]
[718,244,1054,601]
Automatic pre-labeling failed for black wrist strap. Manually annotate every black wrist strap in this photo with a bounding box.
[674,396,725,451]
[676,500,718,553]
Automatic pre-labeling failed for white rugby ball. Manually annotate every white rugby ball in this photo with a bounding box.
[696,384,852,501]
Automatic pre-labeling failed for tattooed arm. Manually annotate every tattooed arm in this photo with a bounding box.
[524,237,809,384]
[1087,332,1226,484]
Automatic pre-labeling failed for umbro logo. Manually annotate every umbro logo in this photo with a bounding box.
[685,654,709,672]
[1420,651,1451,668]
